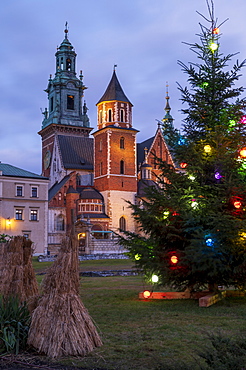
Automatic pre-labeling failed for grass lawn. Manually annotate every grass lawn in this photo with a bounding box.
[33,258,246,370]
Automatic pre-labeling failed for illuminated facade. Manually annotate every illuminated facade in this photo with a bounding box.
[0,163,49,255]
[39,28,174,254]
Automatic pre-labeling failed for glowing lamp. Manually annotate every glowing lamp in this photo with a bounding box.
[170,255,178,264]
[6,218,11,227]
[163,211,170,219]
[215,171,222,180]
[191,200,198,209]
[200,82,209,89]
[151,274,159,283]
[212,27,220,34]
[204,145,212,153]
[239,232,246,239]
[239,148,246,158]
[143,290,151,299]
[209,42,218,52]
[229,120,236,128]
[240,116,246,124]
[234,201,242,209]
[205,238,213,247]
[180,162,188,169]
[188,175,195,181]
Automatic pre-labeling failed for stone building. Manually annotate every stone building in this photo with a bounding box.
[39,27,175,255]
[0,163,49,255]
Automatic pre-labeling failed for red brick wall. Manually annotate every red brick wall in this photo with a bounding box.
[94,128,137,192]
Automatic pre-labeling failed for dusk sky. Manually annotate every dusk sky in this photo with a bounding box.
[1,0,246,174]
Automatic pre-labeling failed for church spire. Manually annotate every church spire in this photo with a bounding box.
[162,83,174,125]
[40,25,90,130]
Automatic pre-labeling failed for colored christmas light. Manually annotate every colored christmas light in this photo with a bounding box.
[188,175,196,181]
[239,232,246,239]
[170,255,178,264]
[240,116,246,124]
[234,200,242,209]
[215,171,222,180]
[200,81,209,88]
[209,42,218,52]
[191,199,198,209]
[212,27,220,34]
[135,254,141,261]
[163,211,170,219]
[178,138,186,145]
[204,144,212,153]
[239,148,246,158]
[205,238,214,247]
[143,290,151,299]
[180,162,188,169]
[228,119,236,128]
[151,274,159,283]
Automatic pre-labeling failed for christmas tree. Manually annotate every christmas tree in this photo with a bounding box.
[121,0,246,292]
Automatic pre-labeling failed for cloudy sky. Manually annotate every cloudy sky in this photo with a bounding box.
[1,0,246,174]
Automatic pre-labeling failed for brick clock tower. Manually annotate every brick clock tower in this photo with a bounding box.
[39,25,92,180]
[93,68,138,233]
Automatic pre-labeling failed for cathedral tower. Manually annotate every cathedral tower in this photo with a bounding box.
[39,24,92,179]
[93,68,138,233]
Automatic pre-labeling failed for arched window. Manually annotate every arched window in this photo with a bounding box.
[120,137,125,149]
[120,160,124,175]
[120,109,124,122]
[99,139,102,151]
[108,109,112,122]
[119,216,126,232]
[61,57,64,70]
[55,214,65,231]
[99,110,102,123]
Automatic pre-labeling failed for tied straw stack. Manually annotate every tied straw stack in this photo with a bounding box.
[0,236,38,302]
[27,236,102,358]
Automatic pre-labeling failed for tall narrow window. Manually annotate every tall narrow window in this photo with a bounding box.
[31,187,38,197]
[30,210,38,221]
[66,58,71,71]
[108,109,112,122]
[55,214,64,231]
[99,139,102,151]
[99,162,103,176]
[120,109,124,122]
[120,160,125,175]
[50,97,54,112]
[15,209,23,220]
[61,57,64,70]
[67,95,74,110]
[16,185,23,197]
[99,110,102,123]
[119,216,126,232]
[120,137,125,149]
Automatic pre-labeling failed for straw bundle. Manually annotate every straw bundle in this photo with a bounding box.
[28,236,102,358]
[0,236,38,302]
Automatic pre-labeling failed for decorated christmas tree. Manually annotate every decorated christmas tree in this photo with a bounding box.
[121,0,246,292]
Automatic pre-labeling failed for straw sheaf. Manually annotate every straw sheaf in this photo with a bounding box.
[41,237,80,295]
[0,236,39,302]
[28,293,102,358]
[28,236,102,358]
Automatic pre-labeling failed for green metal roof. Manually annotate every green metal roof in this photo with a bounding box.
[0,163,48,180]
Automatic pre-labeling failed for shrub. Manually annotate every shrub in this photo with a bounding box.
[0,296,30,354]
[197,333,246,369]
